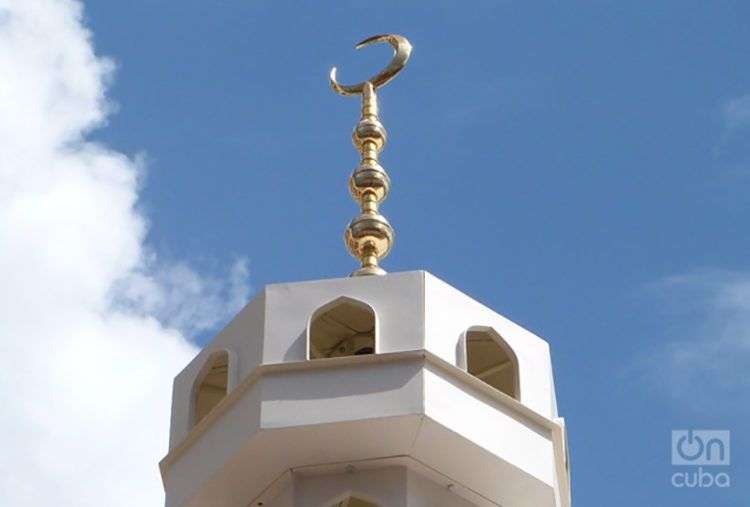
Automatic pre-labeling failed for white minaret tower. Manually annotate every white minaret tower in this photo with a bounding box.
[160,35,571,507]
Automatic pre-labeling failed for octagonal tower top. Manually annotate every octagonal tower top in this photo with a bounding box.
[161,271,570,507]
[160,35,571,507]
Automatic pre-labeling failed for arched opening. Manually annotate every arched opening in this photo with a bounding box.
[309,297,376,359]
[331,496,379,507]
[192,350,229,427]
[465,327,519,400]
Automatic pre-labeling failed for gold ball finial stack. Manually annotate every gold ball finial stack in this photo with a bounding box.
[330,34,412,277]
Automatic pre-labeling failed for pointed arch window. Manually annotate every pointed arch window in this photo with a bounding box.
[464,327,520,400]
[192,350,229,427]
[309,297,376,359]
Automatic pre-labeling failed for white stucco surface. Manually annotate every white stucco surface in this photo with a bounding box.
[161,271,570,507]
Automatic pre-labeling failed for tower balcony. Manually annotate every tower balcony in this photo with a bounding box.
[160,271,570,507]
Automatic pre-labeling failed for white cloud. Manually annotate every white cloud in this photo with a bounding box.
[640,270,750,412]
[722,94,750,131]
[0,1,249,505]
[115,257,251,336]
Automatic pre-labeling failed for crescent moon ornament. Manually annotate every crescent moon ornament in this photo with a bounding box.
[330,34,412,96]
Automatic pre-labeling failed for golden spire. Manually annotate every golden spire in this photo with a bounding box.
[330,34,412,277]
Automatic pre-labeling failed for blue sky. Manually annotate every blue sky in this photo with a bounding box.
[86,1,748,504]
[2,1,746,505]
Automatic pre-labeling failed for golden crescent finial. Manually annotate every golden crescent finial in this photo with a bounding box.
[332,34,412,277]
[330,34,412,96]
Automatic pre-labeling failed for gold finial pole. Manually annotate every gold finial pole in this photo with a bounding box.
[330,34,412,277]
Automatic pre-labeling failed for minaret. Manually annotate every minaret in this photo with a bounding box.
[160,35,571,507]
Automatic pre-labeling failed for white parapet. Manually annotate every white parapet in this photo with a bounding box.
[161,271,570,507]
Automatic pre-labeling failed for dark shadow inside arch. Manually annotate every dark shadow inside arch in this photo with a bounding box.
[192,350,229,427]
[331,496,380,507]
[465,327,520,400]
[309,297,376,359]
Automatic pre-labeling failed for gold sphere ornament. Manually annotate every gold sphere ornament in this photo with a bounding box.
[348,162,391,203]
[352,118,387,152]
[345,213,395,277]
